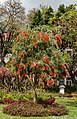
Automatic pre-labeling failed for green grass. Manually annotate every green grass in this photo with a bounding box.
[0,91,77,119]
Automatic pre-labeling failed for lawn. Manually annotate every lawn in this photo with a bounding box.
[0,91,77,119]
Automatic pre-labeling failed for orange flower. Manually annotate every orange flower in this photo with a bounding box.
[55,34,62,46]
[33,42,37,48]
[50,72,56,77]
[41,73,47,78]
[47,79,54,87]
[60,64,66,69]
[52,66,55,69]
[42,56,49,64]
[40,83,45,89]
[53,51,57,57]
[19,51,23,55]
[23,31,29,37]
[65,70,69,76]
[42,33,49,41]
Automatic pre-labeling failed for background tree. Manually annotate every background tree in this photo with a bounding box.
[55,4,65,18]
[49,4,77,66]
[27,6,54,28]
[0,0,26,64]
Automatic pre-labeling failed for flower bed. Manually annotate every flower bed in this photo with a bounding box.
[3,98,68,116]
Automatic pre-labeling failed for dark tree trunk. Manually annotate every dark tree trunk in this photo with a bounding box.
[0,33,5,66]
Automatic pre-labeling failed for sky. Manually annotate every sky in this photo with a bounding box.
[0,0,77,13]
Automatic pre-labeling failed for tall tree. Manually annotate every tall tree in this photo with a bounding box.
[0,0,26,65]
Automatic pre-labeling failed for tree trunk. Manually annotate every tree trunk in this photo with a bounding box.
[27,75,38,103]
[32,84,37,103]
[0,33,5,66]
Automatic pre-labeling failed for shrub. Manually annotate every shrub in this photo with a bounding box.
[3,100,68,116]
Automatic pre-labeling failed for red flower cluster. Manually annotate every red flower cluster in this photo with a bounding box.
[55,34,62,46]
[0,67,12,79]
[42,56,49,64]
[20,30,29,37]
[38,32,49,42]
[47,79,54,87]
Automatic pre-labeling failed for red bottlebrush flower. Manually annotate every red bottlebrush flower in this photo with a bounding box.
[55,34,62,46]
[25,33,29,37]
[31,62,38,68]
[21,55,24,59]
[33,42,37,48]
[65,70,69,76]
[57,39,62,45]
[40,83,45,89]
[42,33,49,41]
[18,64,23,72]
[24,65,26,69]
[19,51,23,55]
[52,66,55,69]
[20,31,23,35]
[47,79,54,87]
[55,34,61,40]
[43,65,50,71]
[60,64,66,69]
[41,73,47,78]
[50,71,53,76]
[45,65,50,70]
[42,56,49,64]
[50,72,56,78]
[38,33,42,38]
[47,79,51,85]
[53,51,57,57]
[23,31,29,37]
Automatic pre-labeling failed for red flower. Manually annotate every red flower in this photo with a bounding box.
[60,64,66,69]
[53,51,57,57]
[50,72,56,77]
[43,65,50,71]
[21,55,24,59]
[40,83,45,89]
[23,31,29,37]
[52,66,55,69]
[24,65,26,69]
[42,56,49,64]
[19,51,23,55]
[47,79,54,87]
[65,70,69,76]
[41,73,47,78]
[42,33,49,41]
[18,64,23,72]
[33,42,37,48]
[38,33,42,38]
[55,34,62,46]
[31,62,38,68]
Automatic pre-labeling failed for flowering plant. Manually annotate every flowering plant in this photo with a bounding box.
[0,67,12,79]
[11,29,69,102]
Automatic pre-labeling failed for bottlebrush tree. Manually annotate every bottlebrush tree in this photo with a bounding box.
[11,29,69,103]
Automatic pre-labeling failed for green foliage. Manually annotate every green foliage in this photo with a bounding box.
[28,6,54,28]
[11,28,69,91]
